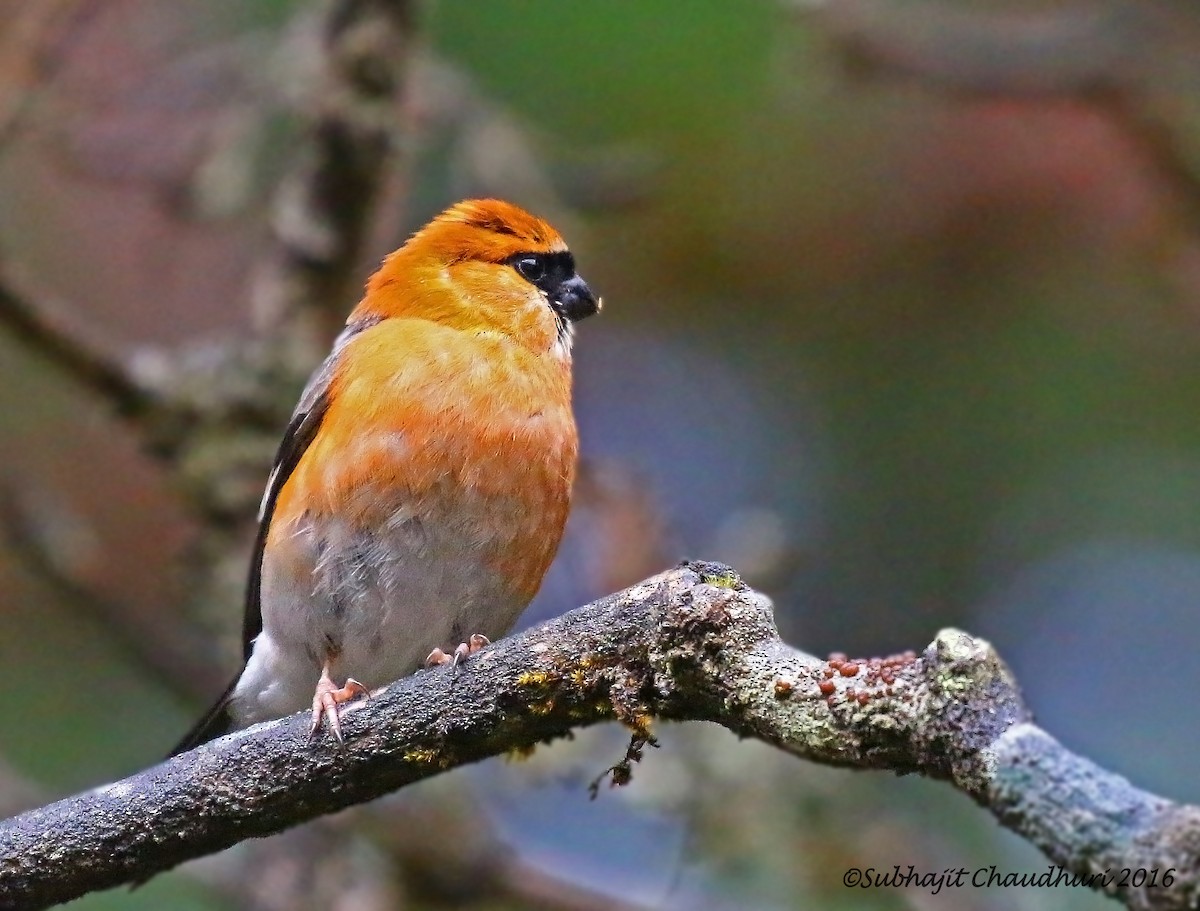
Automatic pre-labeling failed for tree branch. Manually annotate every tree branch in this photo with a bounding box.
[1,562,1196,911]
[251,0,416,344]
[0,487,227,701]
[812,0,1200,224]
[0,260,150,416]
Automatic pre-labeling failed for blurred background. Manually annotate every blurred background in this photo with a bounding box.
[2,0,1198,908]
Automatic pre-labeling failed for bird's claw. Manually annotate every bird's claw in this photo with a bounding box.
[425,633,491,668]
[309,675,369,743]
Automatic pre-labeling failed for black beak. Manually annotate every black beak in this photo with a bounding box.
[553,274,600,322]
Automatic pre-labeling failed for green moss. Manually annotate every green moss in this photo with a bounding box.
[693,562,743,589]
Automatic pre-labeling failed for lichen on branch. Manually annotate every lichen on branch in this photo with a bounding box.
[0,562,1196,911]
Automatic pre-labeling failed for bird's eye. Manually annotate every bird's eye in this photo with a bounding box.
[513,255,546,283]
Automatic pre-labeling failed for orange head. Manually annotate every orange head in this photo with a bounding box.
[353,199,600,355]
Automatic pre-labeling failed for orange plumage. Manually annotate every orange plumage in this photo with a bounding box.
[172,199,599,753]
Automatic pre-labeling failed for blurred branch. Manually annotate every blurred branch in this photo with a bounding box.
[483,858,650,911]
[2,562,1196,911]
[2,0,420,455]
[119,0,420,511]
[191,798,651,911]
[0,5,135,407]
[0,260,150,416]
[3,0,420,692]
[0,487,226,701]
[816,1,1131,94]
[360,795,653,911]
[813,0,1200,220]
[251,0,415,344]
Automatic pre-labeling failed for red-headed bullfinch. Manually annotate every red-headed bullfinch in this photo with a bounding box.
[172,199,600,753]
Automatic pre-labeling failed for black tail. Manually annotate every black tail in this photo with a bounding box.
[169,676,238,757]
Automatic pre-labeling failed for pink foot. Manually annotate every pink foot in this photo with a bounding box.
[309,665,369,742]
[425,633,491,668]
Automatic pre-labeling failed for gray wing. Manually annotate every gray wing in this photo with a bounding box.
[240,317,380,658]
[241,381,330,658]
[168,366,332,755]
[170,318,377,755]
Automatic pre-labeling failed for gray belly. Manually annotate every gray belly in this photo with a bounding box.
[251,507,527,713]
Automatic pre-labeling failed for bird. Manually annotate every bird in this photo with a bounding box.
[171,198,600,754]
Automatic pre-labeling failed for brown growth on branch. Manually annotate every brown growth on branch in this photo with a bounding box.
[0,563,1196,911]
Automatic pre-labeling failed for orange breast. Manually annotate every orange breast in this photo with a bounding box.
[269,317,578,602]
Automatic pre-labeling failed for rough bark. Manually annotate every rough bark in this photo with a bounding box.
[1,563,1196,911]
